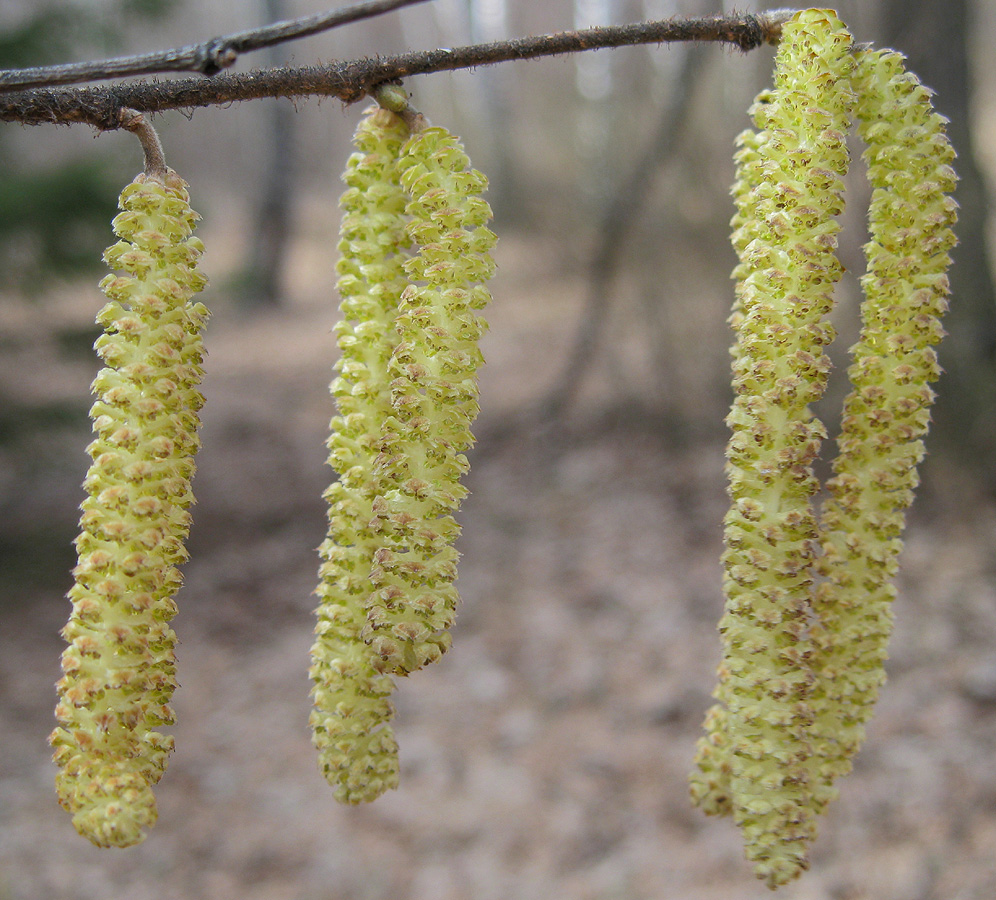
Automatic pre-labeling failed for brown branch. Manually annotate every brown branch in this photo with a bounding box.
[0,0,434,93]
[0,12,793,129]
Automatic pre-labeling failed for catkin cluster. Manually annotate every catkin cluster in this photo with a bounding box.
[310,102,496,801]
[51,170,208,848]
[43,14,956,879]
[689,9,957,888]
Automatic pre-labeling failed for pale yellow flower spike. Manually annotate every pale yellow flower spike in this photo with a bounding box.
[362,124,497,676]
[809,48,957,797]
[309,103,410,803]
[715,9,853,887]
[51,143,208,847]
[689,119,770,819]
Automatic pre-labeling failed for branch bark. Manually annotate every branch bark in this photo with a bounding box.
[0,0,433,93]
[0,12,791,129]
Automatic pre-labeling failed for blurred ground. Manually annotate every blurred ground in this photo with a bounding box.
[2,224,996,900]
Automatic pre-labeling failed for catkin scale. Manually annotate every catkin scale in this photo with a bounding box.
[51,170,208,848]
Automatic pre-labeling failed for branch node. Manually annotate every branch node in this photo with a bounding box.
[371,82,426,132]
[197,39,239,76]
[118,108,168,181]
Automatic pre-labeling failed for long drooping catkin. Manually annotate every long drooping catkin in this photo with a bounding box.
[808,46,957,799]
[51,170,208,848]
[689,118,769,821]
[310,105,410,803]
[711,10,853,887]
[690,11,959,889]
[363,125,497,676]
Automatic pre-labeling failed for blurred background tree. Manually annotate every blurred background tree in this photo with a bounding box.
[0,0,172,293]
[0,0,173,596]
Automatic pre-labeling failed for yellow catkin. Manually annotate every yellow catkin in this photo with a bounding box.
[689,119,770,819]
[709,10,854,887]
[310,105,410,803]
[362,125,497,676]
[51,170,208,847]
[808,47,957,798]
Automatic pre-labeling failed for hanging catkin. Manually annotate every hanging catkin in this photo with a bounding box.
[690,9,959,889]
[808,47,957,798]
[708,9,854,887]
[51,168,208,847]
[363,125,497,676]
[310,104,410,803]
[689,110,770,821]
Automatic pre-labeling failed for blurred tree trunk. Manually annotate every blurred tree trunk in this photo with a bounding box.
[879,0,996,488]
[466,0,519,223]
[243,0,297,307]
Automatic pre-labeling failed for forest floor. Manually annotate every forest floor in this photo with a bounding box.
[2,232,996,900]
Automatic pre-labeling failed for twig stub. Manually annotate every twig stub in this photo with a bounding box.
[118,108,168,181]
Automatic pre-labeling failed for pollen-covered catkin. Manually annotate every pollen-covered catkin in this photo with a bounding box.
[712,9,853,887]
[809,48,957,795]
[50,170,208,848]
[310,105,410,803]
[363,125,497,676]
[689,119,770,819]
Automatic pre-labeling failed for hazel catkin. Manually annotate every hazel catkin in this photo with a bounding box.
[695,9,854,887]
[310,104,410,803]
[690,11,958,890]
[808,46,958,802]
[51,169,208,848]
[363,124,497,676]
[311,103,495,800]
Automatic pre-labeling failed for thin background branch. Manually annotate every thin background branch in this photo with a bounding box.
[0,0,433,93]
[0,12,793,129]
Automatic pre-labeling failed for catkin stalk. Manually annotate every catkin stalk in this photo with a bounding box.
[51,169,208,848]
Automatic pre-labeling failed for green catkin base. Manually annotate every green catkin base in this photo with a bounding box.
[51,170,208,848]
[808,48,957,797]
[309,105,411,803]
[363,126,497,676]
[697,10,854,888]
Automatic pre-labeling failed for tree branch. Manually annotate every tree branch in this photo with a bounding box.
[0,0,434,93]
[0,12,793,129]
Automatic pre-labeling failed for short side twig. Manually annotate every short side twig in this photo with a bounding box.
[118,108,167,180]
